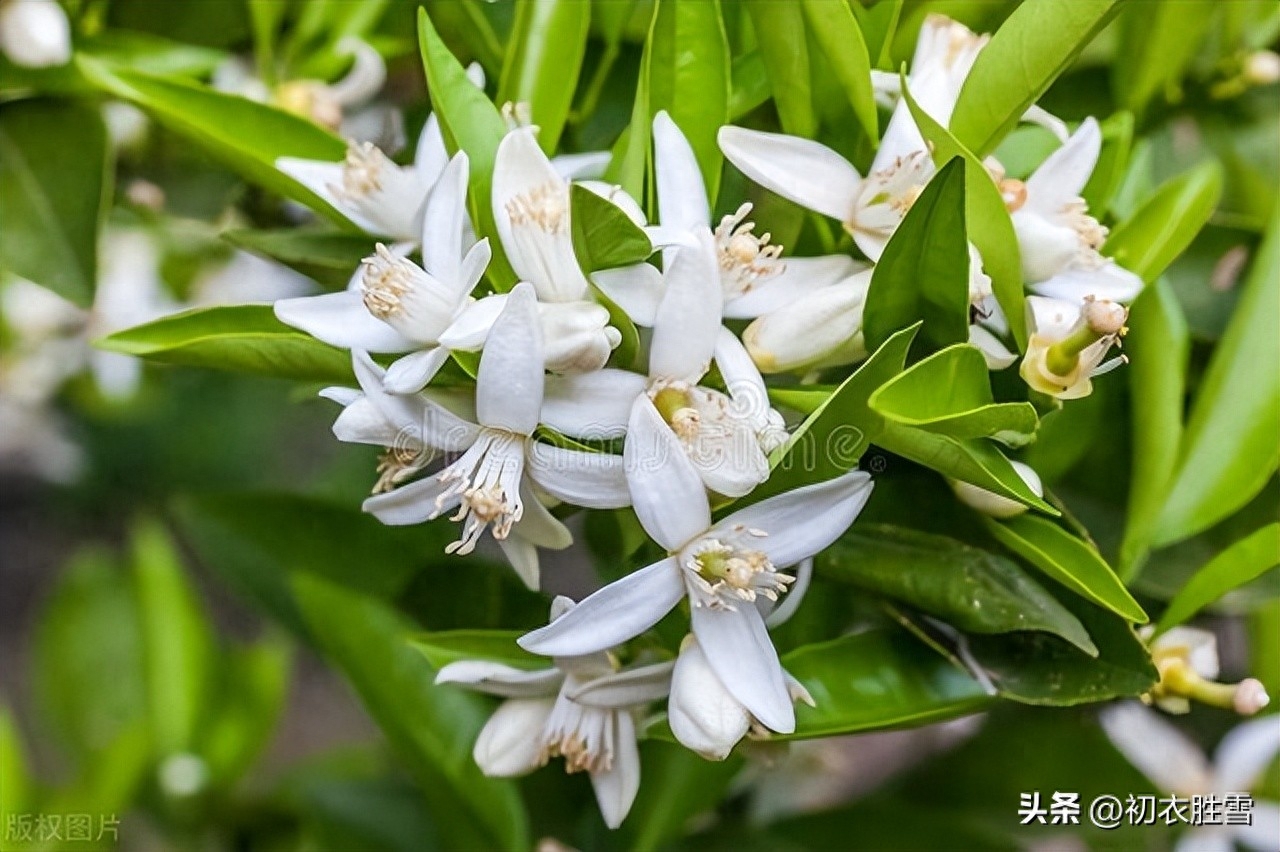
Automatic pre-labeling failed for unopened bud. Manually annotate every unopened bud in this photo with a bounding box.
[1233,678,1270,715]
[1082,299,1127,336]
[1244,50,1280,86]
[0,0,71,68]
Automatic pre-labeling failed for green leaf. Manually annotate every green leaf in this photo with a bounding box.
[822,525,1096,654]
[1157,524,1280,633]
[410,630,540,671]
[76,57,352,226]
[200,637,292,786]
[1153,212,1280,545]
[621,744,742,852]
[606,4,654,203]
[98,304,355,383]
[0,99,108,307]
[223,228,374,290]
[902,83,1026,349]
[782,629,992,739]
[950,0,1126,157]
[292,573,529,852]
[1105,160,1224,283]
[589,280,642,372]
[744,0,815,137]
[1118,280,1188,577]
[417,7,518,289]
[132,519,215,756]
[569,184,654,271]
[497,0,591,155]
[1080,111,1134,217]
[869,344,1038,445]
[982,514,1147,623]
[863,158,971,354]
[801,0,877,140]
[0,706,30,818]
[1112,1,1216,115]
[729,50,770,119]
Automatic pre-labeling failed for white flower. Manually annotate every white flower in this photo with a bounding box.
[542,231,785,497]
[1100,703,1280,852]
[360,284,631,588]
[1144,626,1271,716]
[1020,296,1127,399]
[951,459,1042,518]
[437,597,673,829]
[0,0,71,68]
[518,406,874,736]
[1002,118,1143,304]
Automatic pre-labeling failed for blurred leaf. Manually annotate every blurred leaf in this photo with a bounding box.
[982,515,1147,623]
[98,304,355,383]
[622,743,742,852]
[418,7,518,289]
[1118,280,1188,577]
[1157,523,1280,633]
[0,99,108,307]
[0,706,30,817]
[869,344,1038,445]
[292,573,530,851]
[851,0,905,70]
[43,722,151,824]
[1112,1,1215,115]
[801,0,877,140]
[248,0,287,83]
[822,525,1095,654]
[1154,211,1280,546]
[85,30,228,78]
[132,519,215,756]
[223,227,374,289]
[497,0,591,154]
[744,0,815,137]
[411,630,541,671]
[570,184,653,271]
[1081,111,1134,217]
[864,158,971,354]
[296,776,442,852]
[1105,160,1224,283]
[200,637,291,786]
[950,0,1125,157]
[728,50,769,119]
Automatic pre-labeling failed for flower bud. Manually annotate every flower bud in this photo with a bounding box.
[538,301,621,373]
[743,271,872,373]
[1233,679,1270,716]
[951,460,1042,518]
[0,0,71,68]
[473,698,555,777]
[668,637,750,760]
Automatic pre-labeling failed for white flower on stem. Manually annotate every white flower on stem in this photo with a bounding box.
[437,597,673,829]
[519,404,874,737]
[1001,118,1143,305]
[1144,626,1271,716]
[1020,296,1128,400]
[0,0,71,68]
[273,38,388,132]
[950,459,1042,518]
[1100,703,1280,852]
[542,231,785,497]
[361,284,631,589]
[275,153,492,393]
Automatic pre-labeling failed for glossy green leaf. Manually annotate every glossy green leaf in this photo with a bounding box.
[411,629,540,671]
[729,50,770,119]
[0,99,108,307]
[950,0,1125,157]
[98,304,355,383]
[983,514,1147,623]
[903,83,1026,348]
[822,525,1095,654]
[767,386,834,416]
[570,184,654,271]
[869,344,1038,444]
[1105,160,1224,283]
[801,0,877,140]
[200,637,292,786]
[1118,280,1188,577]
[1112,1,1215,115]
[418,7,518,289]
[745,0,815,136]
[1154,212,1280,545]
[1156,523,1280,633]
[782,629,992,739]
[497,0,590,154]
[1080,111,1134,217]
[292,573,529,851]
[132,519,215,756]
[606,3,655,203]
[851,0,904,70]
[864,158,971,353]
[223,228,374,290]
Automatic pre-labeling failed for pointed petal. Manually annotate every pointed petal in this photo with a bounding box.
[624,395,712,551]
[1025,296,1081,339]
[383,346,451,394]
[353,351,479,450]
[872,98,929,171]
[578,180,649,228]
[1022,104,1070,143]
[716,470,874,567]
[518,558,685,656]
[320,386,361,406]
[668,640,751,759]
[327,37,387,108]
[649,229,721,382]
[332,397,401,446]
[1029,261,1145,304]
[723,254,865,319]
[969,324,1018,370]
[742,274,871,373]
[1212,715,1280,793]
[435,660,563,698]
[362,476,458,525]
[515,483,574,549]
[472,698,556,777]
[593,263,664,326]
[1099,702,1214,793]
[691,605,793,733]
[275,158,379,232]
[551,150,612,181]
[654,111,711,232]
[589,711,641,829]
[476,283,544,434]
[414,112,448,185]
[527,443,631,509]
[568,661,675,708]
[438,293,505,351]
[764,557,812,628]
[684,389,769,498]
[1026,117,1101,214]
[497,534,542,590]
[420,151,469,284]
[1234,802,1280,852]
[542,368,646,439]
[274,291,416,353]
[718,126,860,222]
[713,329,770,426]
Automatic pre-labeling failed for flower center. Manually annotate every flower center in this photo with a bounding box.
[434,430,526,554]
[714,203,783,298]
[1063,199,1108,252]
[373,443,427,494]
[360,243,414,319]
[338,141,387,199]
[849,151,934,237]
[650,383,702,440]
[999,178,1028,212]
[682,528,793,609]
[505,181,569,234]
[539,690,614,774]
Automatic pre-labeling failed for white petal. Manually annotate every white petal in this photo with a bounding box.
[275,158,381,233]
[439,293,505,351]
[542,368,647,439]
[1012,210,1080,284]
[568,661,675,709]
[691,605,793,733]
[435,660,563,698]
[653,111,711,232]
[274,291,416,353]
[1029,262,1145,305]
[578,180,649,229]
[1151,627,1220,681]
[516,484,575,549]
[872,98,928,172]
[527,443,631,509]
[414,113,448,185]
[715,470,874,567]
[951,459,1042,518]
[476,283,544,434]
[968,324,1018,370]
[363,476,458,525]
[320,386,361,406]
[718,126,861,223]
[589,711,641,829]
[1212,715,1280,793]
[649,229,722,382]
[624,396,712,552]
[722,255,866,320]
[593,263,664,326]
[497,534,543,590]
[743,274,871,373]
[538,300,620,373]
[1099,702,1213,794]
[383,346,450,394]
[1022,104,1071,143]
[552,150,612,181]
[351,351,425,429]
[517,558,685,656]
[420,151,469,285]
[1174,830,1233,852]
[1026,117,1102,215]
[328,37,387,108]
[764,557,812,628]
[683,388,770,498]
[1233,802,1280,852]
[1025,296,1081,340]
[668,640,751,759]
[473,698,556,777]
[332,397,400,446]
[713,329,771,428]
